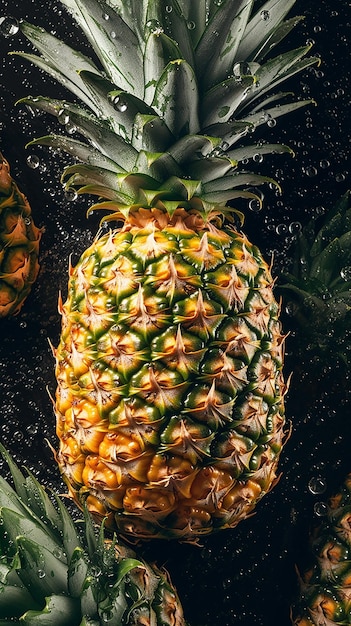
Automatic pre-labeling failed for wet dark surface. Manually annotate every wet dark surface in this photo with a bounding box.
[0,1,350,624]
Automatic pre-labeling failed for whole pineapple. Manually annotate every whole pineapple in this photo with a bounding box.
[291,474,351,626]
[12,0,318,540]
[0,444,186,625]
[0,153,43,317]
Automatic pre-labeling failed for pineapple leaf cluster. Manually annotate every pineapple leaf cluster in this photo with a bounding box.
[11,0,318,219]
[0,443,186,625]
[280,191,351,367]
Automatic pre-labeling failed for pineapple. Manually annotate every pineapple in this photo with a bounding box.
[291,474,351,626]
[0,153,43,317]
[0,444,186,625]
[280,191,351,370]
[11,0,318,540]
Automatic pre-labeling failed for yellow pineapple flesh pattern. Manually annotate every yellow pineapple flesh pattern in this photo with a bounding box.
[54,207,287,541]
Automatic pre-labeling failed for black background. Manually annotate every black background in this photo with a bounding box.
[0,1,350,625]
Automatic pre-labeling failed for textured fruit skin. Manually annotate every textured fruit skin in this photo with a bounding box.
[0,444,187,625]
[54,210,287,540]
[0,154,43,317]
[292,474,351,626]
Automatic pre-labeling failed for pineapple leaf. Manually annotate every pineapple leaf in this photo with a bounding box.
[0,508,65,565]
[21,594,79,625]
[10,51,98,112]
[16,536,69,600]
[198,0,254,88]
[0,583,40,615]
[255,15,305,62]
[227,142,294,163]
[162,0,195,67]
[59,0,144,96]
[201,75,255,127]
[143,31,183,106]
[236,0,296,61]
[0,442,27,503]
[78,71,152,140]
[175,0,208,47]
[26,135,124,173]
[55,496,82,563]
[68,546,89,598]
[240,46,319,110]
[168,134,222,163]
[152,59,199,138]
[202,188,269,206]
[187,156,234,183]
[202,172,281,194]
[132,114,174,153]
[239,98,316,128]
[16,20,100,107]
[195,0,253,85]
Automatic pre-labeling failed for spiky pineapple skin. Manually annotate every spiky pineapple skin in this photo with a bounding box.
[54,209,287,540]
[0,154,43,317]
[292,475,351,626]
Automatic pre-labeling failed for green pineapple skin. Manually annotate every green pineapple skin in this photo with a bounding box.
[292,474,351,626]
[54,220,286,540]
[0,444,187,625]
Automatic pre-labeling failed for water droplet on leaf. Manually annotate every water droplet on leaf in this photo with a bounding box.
[0,16,19,38]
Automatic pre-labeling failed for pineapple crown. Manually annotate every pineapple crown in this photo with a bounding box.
[279,191,351,367]
[10,0,318,223]
[0,443,186,625]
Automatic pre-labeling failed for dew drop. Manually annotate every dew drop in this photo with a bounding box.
[64,188,78,202]
[260,10,270,21]
[314,501,329,517]
[37,569,46,579]
[289,221,302,235]
[335,172,346,182]
[275,223,288,236]
[146,19,164,34]
[187,20,196,30]
[267,118,277,128]
[233,62,251,80]
[320,159,330,169]
[0,16,20,38]
[308,476,327,495]
[26,155,40,169]
[340,266,351,281]
[305,165,318,177]
[253,153,263,163]
[165,5,173,12]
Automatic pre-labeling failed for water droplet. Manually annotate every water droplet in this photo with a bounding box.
[305,166,318,177]
[0,16,19,38]
[233,62,251,81]
[267,118,277,128]
[340,266,351,281]
[253,153,263,163]
[110,31,116,39]
[26,154,40,169]
[165,5,173,12]
[308,476,327,495]
[109,94,128,112]
[260,10,270,21]
[37,569,46,579]
[335,172,346,183]
[64,188,78,202]
[146,19,164,34]
[58,109,70,125]
[275,223,288,236]
[187,20,196,30]
[320,159,330,169]
[102,13,110,20]
[289,221,302,235]
[314,501,329,517]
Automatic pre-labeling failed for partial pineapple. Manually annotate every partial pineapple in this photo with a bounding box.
[11,0,318,540]
[291,474,351,626]
[280,191,351,369]
[0,444,186,625]
[0,153,43,317]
